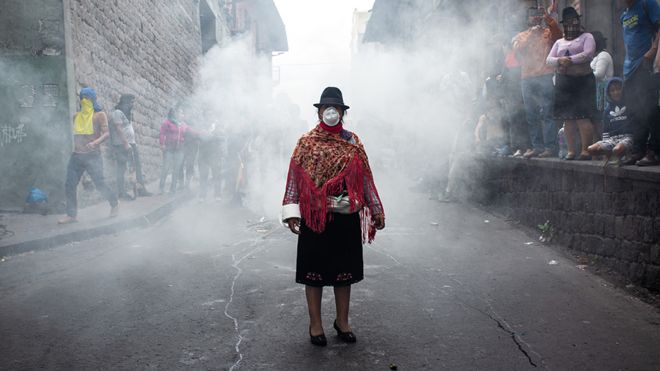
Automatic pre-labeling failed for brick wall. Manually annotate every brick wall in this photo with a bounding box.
[66,0,204,187]
[470,158,660,291]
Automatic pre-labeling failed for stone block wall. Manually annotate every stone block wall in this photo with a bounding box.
[66,0,204,187]
[472,157,660,291]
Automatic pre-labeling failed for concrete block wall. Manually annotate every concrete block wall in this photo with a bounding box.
[0,0,71,211]
[66,0,204,189]
[472,158,660,291]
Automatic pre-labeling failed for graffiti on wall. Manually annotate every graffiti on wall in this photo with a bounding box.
[17,85,36,108]
[0,123,28,146]
[15,84,60,108]
[42,84,60,107]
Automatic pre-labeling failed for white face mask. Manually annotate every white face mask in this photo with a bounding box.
[322,107,341,126]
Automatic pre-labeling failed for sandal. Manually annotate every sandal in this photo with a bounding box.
[577,153,592,161]
[603,154,622,168]
[564,152,576,161]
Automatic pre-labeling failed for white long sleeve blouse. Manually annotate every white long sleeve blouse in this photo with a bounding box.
[590,51,614,82]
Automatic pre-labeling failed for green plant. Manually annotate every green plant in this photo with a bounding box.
[537,220,554,243]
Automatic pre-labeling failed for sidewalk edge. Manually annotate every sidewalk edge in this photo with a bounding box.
[0,193,192,257]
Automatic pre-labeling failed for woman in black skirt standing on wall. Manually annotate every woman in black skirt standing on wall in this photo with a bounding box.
[281,87,385,346]
[547,7,597,160]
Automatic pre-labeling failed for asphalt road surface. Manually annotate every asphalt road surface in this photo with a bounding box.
[1,192,659,370]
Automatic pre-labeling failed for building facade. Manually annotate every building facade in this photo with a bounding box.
[0,0,286,211]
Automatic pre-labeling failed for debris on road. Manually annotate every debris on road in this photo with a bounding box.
[247,217,275,232]
[430,222,439,227]
[484,220,490,223]
[548,260,558,265]
[389,364,398,370]
[577,265,588,270]
[524,242,534,245]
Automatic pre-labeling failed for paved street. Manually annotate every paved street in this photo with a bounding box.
[1,187,660,370]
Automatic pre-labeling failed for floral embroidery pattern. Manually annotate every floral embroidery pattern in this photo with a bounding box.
[305,272,323,281]
[336,273,353,282]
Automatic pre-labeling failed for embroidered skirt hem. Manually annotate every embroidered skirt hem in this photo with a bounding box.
[296,212,364,287]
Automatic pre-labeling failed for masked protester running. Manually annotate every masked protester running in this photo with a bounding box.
[281,87,385,347]
[58,87,119,224]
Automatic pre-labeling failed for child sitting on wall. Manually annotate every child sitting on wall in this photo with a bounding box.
[587,78,635,166]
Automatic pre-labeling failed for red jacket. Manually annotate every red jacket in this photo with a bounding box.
[159,119,188,151]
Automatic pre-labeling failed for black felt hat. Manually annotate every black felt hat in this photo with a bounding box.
[313,87,350,110]
[561,7,580,23]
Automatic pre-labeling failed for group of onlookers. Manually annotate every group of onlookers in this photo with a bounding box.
[475,0,660,167]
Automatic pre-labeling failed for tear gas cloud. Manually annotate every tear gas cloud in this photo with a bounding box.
[186,0,525,219]
[187,37,304,219]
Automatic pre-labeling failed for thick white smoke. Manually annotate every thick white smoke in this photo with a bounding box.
[189,37,305,218]
[187,0,526,219]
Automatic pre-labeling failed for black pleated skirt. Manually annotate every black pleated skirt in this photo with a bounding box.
[296,212,364,287]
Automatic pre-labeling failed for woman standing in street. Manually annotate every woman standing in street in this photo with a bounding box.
[281,87,385,346]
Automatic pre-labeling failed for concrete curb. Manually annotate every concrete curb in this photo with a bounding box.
[0,193,193,257]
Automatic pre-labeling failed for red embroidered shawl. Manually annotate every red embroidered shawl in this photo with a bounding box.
[283,125,383,243]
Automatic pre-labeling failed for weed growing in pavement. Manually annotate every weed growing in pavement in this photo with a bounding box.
[537,220,554,243]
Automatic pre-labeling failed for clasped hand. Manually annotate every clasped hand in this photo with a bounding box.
[286,214,385,235]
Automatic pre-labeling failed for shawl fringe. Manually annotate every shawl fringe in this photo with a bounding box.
[288,153,377,243]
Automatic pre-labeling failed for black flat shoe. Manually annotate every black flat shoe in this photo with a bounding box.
[333,320,357,343]
[309,327,327,347]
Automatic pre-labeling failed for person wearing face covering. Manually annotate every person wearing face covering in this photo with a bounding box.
[281,87,385,347]
[512,6,563,159]
[109,94,151,200]
[58,87,119,224]
[547,7,596,161]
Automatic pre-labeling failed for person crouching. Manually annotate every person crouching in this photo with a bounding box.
[587,78,635,166]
